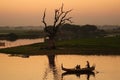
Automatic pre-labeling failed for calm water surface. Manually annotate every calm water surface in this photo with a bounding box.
[0,38,44,48]
[0,54,120,80]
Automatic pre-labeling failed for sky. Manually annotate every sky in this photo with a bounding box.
[0,0,120,26]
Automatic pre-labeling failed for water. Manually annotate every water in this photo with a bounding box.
[0,38,44,48]
[0,38,120,80]
[0,53,120,80]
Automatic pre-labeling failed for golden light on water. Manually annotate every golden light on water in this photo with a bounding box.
[0,54,120,80]
[0,0,120,26]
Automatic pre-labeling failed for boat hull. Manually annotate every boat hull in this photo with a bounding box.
[61,64,95,74]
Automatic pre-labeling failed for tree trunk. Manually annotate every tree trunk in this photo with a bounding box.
[45,37,56,49]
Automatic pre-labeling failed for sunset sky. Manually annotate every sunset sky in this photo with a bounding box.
[0,0,120,26]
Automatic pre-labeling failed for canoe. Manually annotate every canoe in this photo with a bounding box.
[61,64,95,74]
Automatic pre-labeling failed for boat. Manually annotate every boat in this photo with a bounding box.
[62,70,95,78]
[61,64,95,74]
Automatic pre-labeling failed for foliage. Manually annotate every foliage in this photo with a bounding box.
[7,33,18,41]
[57,24,106,40]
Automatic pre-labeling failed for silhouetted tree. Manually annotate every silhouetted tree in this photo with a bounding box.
[42,4,72,49]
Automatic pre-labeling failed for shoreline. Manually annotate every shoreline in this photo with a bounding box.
[0,42,120,56]
[0,37,120,55]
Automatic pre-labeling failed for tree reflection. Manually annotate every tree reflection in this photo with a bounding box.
[43,54,60,80]
[47,54,55,67]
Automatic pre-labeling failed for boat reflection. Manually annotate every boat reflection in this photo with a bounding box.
[62,71,95,80]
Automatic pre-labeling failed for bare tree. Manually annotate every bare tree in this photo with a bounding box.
[42,4,72,49]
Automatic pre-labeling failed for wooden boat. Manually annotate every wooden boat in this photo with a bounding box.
[61,64,95,74]
[62,71,95,78]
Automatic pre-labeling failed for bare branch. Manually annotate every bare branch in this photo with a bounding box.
[61,3,64,13]
[61,9,72,20]
[62,17,73,23]
[56,9,72,27]
[53,4,65,27]
[42,9,47,27]
[53,9,59,26]
[53,3,72,28]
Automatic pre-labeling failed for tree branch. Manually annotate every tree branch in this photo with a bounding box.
[42,9,47,27]
[53,4,72,28]
[56,9,72,27]
[62,17,73,23]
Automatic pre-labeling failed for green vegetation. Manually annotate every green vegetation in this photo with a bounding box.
[57,37,120,48]
[0,37,120,55]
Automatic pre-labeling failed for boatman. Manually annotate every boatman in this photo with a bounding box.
[86,61,90,68]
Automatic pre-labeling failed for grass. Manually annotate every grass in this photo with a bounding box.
[57,37,120,48]
[0,37,120,55]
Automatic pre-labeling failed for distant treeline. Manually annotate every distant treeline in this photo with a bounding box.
[0,24,120,41]
[0,26,43,30]
[56,24,106,40]
[0,30,44,41]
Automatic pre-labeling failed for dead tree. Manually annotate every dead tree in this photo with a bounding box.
[42,4,72,49]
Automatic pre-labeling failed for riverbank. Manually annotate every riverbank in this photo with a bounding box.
[0,37,120,55]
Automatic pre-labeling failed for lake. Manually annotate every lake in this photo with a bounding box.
[0,53,120,80]
[0,38,44,48]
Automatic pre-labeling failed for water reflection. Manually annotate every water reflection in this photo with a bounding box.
[43,54,60,80]
[47,54,55,67]
[44,54,95,80]
[6,53,96,80]
[0,38,44,49]
[62,71,95,80]
[1,54,120,80]
[8,54,30,58]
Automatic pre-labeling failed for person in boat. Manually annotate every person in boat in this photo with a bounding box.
[86,61,90,68]
[75,65,81,70]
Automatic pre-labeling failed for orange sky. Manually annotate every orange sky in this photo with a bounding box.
[0,0,120,26]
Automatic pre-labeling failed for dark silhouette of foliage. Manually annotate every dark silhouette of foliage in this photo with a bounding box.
[7,33,18,41]
[57,24,106,40]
